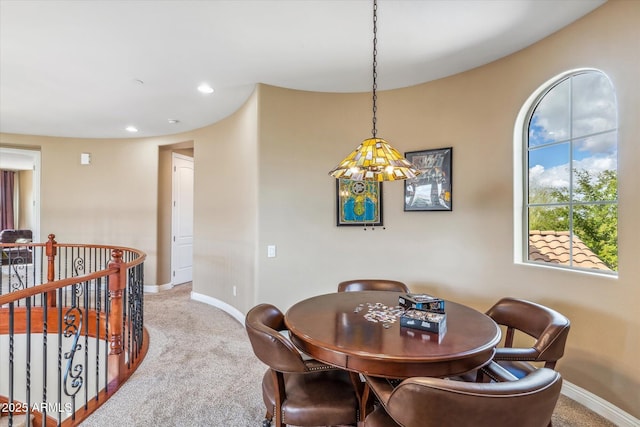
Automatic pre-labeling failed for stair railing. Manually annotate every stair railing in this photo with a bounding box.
[0,234,147,426]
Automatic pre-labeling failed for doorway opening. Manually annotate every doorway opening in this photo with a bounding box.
[0,146,41,242]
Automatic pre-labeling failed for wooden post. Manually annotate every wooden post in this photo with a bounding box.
[45,234,57,307]
[107,249,126,386]
[108,249,124,355]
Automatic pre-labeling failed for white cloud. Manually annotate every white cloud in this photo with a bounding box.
[529,164,569,189]
[530,155,617,189]
[573,156,617,173]
[572,73,617,137]
[531,72,616,144]
[532,79,570,142]
[575,133,617,155]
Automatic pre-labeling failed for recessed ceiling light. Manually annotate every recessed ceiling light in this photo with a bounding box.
[126,126,138,132]
[197,83,214,94]
[168,119,180,124]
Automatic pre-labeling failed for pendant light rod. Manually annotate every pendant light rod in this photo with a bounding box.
[372,0,378,138]
[328,0,422,182]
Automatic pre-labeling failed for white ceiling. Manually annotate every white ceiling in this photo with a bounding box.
[0,0,605,139]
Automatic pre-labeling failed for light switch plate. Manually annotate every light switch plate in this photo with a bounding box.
[267,245,276,258]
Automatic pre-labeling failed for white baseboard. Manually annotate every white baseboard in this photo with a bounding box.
[144,282,173,293]
[190,291,245,325]
[562,381,639,427]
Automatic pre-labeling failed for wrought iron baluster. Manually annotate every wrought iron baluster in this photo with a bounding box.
[104,275,110,392]
[42,292,48,425]
[8,302,14,426]
[9,258,27,307]
[63,283,84,420]
[95,277,102,401]
[84,279,89,409]
[127,269,133,368]
[26,297,32,424]
[57,287,63,426]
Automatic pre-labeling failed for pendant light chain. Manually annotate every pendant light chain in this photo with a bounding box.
[327,0,422,182]
[371,0,378,138]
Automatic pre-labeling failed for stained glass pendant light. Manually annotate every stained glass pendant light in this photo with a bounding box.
[329,0,421,182]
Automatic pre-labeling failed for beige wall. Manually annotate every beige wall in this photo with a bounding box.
[0,0,637,417]
[0,134,165,284]
[254,1,639,416]
[191,90,259,311]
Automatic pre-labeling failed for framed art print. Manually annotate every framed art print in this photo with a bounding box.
[336,179,383,226]
[404,147,452,211]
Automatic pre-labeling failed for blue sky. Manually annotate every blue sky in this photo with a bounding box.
[527,72,617,189]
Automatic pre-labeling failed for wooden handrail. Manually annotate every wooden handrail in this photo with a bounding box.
[1,235,146,306]
[0,269,116,306]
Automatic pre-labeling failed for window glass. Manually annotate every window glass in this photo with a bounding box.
[529,79,570,146]
[528,206,569,233]
[525,71,617,274]
[572,73,617,138]
[529,143,569,204]
[572,132,617,202]
[573,204,618,271]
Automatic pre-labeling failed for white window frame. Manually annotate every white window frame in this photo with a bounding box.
[513,68,618,276]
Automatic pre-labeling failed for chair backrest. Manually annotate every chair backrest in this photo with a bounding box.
[245,303,309,373]
[486,297,570,367]
[337,279,409,293]
[378,368,562,427]
[0,229,32,243]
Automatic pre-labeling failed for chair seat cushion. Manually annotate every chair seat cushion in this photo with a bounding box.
[262,368,357,426]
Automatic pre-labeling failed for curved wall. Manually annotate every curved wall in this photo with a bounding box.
[254,0,639,416]
[1,0,637,417]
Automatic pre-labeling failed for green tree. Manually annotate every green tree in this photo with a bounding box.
[529,169,617,270]
[528,185,568,232]
[572,169,617,270]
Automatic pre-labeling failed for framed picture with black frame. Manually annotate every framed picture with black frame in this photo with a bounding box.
[404,147,452,211]
[336,179,383,226]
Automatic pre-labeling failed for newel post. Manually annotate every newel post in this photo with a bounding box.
[107,249,126,386]
[45,234,57,307]
[108,249,125,354]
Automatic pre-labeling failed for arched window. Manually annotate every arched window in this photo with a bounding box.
[520,70,617,274]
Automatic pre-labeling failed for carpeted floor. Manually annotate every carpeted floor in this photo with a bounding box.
[82,284,616,427]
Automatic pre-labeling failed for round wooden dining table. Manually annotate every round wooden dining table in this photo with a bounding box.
[285,291,501,379]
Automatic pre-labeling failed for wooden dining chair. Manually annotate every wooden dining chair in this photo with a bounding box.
[245,303,358,427]
[364,366,562,427]
[485,297,571,379]
[337,279,409,293]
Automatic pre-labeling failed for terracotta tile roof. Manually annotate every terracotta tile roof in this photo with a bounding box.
[529,230,611,271]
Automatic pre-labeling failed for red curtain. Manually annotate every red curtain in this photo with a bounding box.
[0,170,15,230]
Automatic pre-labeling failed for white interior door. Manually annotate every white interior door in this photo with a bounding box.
[171,153,194,285]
